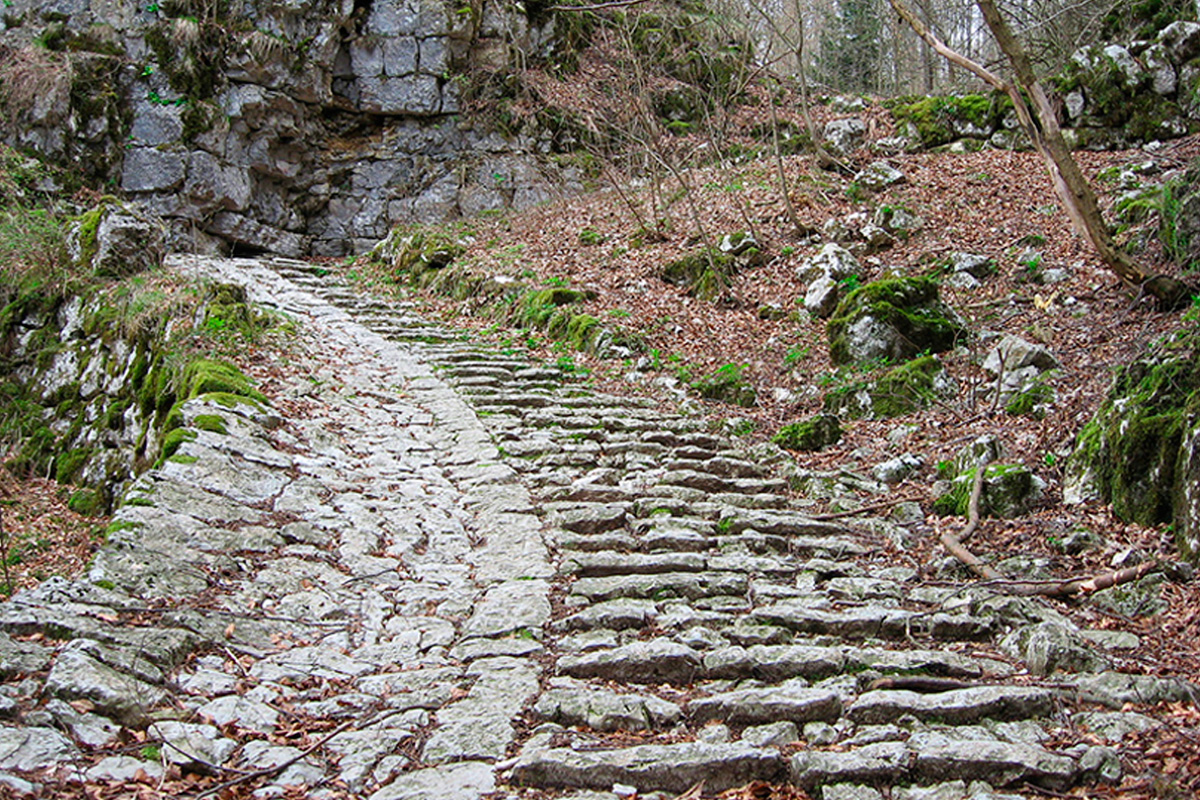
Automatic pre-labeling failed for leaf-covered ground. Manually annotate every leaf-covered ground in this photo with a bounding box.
[5,88,1200,796]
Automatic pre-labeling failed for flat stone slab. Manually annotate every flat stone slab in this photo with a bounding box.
[688,682,842,726]
[370,761,496,800]
[0,726,77,771]
[462,579,551,639]
[512,741,786,793]
[703,645,846,681]
[534,686,683,731]
[558,639,702,684]
[791,737,1078,792]
[847,686,1055,725]
[570,572,748,602]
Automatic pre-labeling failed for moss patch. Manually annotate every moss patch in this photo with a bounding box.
[886,93,1008,148]
[1069,326,1200,531]
[827,277,965,366]
[773,414,842,451]
[660,249,738,301]
[692,363,756,407]
[193,413,228,434]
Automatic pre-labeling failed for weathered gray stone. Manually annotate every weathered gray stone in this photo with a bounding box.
[0,725,77,771]
[122,148,186,193]
[463,579,550,638]
[742,721,800,748]
[1072,711,1161,741]
[791,742,911,789]
[554,598,658,632]
[150,721,237,772]
[824,119,867,156]
[558,639,702,684]
[370,761,496,800]
[0,631,52,676]
[855,162,906,191]
[982,335,1058,377]
[689,681,841,726]
[847,687,1054,726]
[45,642,167,725]
[1002,621,1110,676]
[534,686,682,731]
[513,741,786,793]
[910,738,1077,790]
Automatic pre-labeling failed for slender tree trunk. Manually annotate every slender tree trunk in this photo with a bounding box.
[888,0,1193,310]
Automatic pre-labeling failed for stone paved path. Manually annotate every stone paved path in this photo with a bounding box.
[0,255,1193,799]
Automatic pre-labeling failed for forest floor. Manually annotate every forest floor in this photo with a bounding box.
[4,97,1200,796]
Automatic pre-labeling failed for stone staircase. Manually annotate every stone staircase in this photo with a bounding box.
[262,257,1190,799]
[0,255,1190,800]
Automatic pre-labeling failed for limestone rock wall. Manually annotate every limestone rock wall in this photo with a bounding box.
[1,292,177,510]
[0,0,571,256]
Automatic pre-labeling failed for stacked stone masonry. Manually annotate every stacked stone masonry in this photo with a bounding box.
[0,256,1192,798]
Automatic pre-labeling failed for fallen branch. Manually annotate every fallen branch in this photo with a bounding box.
[939,459,1001,580]
[1009,558,1164,598]
[812,497,907,520]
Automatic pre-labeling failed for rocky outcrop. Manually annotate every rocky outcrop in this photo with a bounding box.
[0,0,575,256]
[1065,325,1200,562]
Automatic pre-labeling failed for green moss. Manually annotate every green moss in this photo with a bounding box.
[773,414,842,451]
[167,453,199,464]
[566,314,601,350]
[67,488,105,516]
[827,277,965,366]
[159,427,196,460]
[692,363,756,407]
[54,446,93,484]
[193,413,228,434]
[870,356,944,417]
[1005,380,1055,417]
[886,93,1008,148]
[180,358,266,403]
[660,249,738,301]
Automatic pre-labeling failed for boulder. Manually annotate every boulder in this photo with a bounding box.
[823,356,956,420]
[823,119,867,157]
[854,162,906,192]
[773,415,843,451]
[1064,326,1200,561]
[67,199,166,279]
[826,277,967,366]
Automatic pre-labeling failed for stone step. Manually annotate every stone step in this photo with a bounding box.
[511,740,787,794]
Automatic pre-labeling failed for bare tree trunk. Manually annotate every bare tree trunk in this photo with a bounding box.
[888,0,1194,310]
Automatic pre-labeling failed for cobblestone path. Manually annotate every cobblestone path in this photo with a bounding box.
[0,256,1192,799]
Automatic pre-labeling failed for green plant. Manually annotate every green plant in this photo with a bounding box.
[783,345,810,368]
[1043,452,1057,468]
[579,228,605,245]
[780,245,796,257]
[845,182,866,203]
[839,274,861,292]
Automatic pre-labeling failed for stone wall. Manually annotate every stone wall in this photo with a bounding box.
[0,291,177,512]
[0,0,575,256]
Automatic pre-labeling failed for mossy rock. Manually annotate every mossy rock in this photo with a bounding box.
[1066,325,1200,561]
[934,463,1045,518]
[660,249,738,301]
[692,363,756,408]
[773,414,842,451]
[67,488,106,516]
[885,93,1008,149]
[517,287,589,328]
[824,355,955,420]
[372,228,466,283]
[180,359,266,405]
[827,276,966,366]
